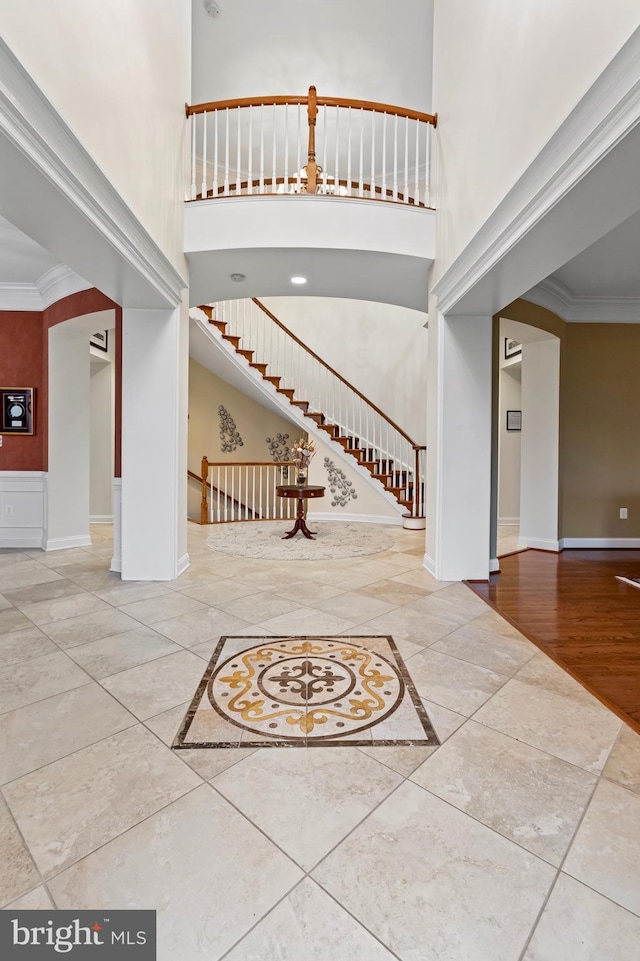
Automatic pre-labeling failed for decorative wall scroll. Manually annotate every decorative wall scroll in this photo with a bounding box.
[218,405,243,452]
[266,432,291,462]
[1,388,34,434]
[324,456,357,507]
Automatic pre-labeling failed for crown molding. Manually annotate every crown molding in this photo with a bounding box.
[0,38,186,308]
[432,27,640,316]
[0,263,92,311]
[523,276,640,323]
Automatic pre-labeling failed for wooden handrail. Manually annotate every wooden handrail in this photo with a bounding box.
[252,297,425,451]
[187,89,437,127]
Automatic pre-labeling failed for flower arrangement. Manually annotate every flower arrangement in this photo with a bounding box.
[291,437,316,483]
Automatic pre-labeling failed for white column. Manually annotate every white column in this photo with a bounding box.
[519,338,560,550]
[121,301,189,580]
[46,325,91,550]
[425,313,493,580]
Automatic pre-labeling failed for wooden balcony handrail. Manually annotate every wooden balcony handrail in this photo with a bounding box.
[252,297,425,451]
[186,90,437,127]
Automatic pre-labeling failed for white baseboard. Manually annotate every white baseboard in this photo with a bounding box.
[423,553,436,577]
[90,514,113,525]
[0,529,44,548]
[560,537,640,549]
[110,478,122,574]
[43,534,92,551]
[518,536,561,552]
[489,558,501,572]
[306,512,402,526]
[177,552,190,576]
[498,517,520,526]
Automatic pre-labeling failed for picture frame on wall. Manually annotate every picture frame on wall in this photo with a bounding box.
[506,409,522,431]
[90,330,109,353]
[1,387,34,434]
[504,337,522,359]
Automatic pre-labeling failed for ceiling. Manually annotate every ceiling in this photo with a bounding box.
[550,209,640,298]
[0,213,60,283]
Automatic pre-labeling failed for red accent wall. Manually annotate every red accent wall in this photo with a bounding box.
[0,288,121,473]
[0,311,46,470]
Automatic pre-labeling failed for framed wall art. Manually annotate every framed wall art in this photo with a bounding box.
[504,337,522,359]
[506,409,522,431]
[1,387,34,434]
[90,330,109,353]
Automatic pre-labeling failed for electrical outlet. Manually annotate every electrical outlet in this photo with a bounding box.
[620,507,628,519]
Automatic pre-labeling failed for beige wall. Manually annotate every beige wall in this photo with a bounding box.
[188,359,297,474]
[432,2,640,281]
[501,300,640,539]
[561,323,640,538]
[1,0,190,274]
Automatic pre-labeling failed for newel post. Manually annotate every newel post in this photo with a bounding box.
[200,456,208,525]
[306,85,318,194]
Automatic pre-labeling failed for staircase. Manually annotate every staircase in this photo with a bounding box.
[193,299,426,519]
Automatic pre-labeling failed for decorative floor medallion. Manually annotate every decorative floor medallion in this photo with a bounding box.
[174,636,439,749]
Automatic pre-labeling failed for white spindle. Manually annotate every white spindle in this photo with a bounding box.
[322,104,328,192]
[370,110,376,198]
[414,118,420,206]
[247,107,253,195]
[201,111,207,199]
[358,108,364,197]
[244,465,249,519]
[393,113,398,200]
[404,116,409,203]
[425,122,431,207]
[190,115,196,200]
[272,103,277,191]
[224,108,230,195]
[296,103,302,193]
[259,105,265,193]
[236,105,242,195]
[382,112,387,199]
[213,111,219,197]
[347,106,352,196]
[284,103,289,192]
[334,107,339,195]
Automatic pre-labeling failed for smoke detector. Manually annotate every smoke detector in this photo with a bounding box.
[203,1,221,17]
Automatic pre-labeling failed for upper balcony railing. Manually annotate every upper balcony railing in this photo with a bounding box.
[186,86,437,208]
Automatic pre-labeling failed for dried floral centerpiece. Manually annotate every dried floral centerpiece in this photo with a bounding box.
[292,437,316,484]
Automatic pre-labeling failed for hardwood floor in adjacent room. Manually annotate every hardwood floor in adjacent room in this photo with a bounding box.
[469,549,640,735]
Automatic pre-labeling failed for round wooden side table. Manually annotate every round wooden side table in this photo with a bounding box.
[276,484,326,539]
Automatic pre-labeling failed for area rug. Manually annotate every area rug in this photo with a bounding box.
[206,521,394,560]
[173,635,439,749]
[616,576,640,589]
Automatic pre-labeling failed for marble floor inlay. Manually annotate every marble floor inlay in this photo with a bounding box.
[174,635,439,748]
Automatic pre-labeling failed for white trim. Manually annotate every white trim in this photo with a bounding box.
[0,282,43,310]
[0,38,186,308]
[306,512,402,526]
[498,517,520,526]
[110,478,122,573]
[433,27,640,315]
[38,264,92,309]
[0,529,43,548]
[423,552,436,577]
[518,536,561,552]
[177,552,191,576]
[90,514,113,525]
[523,277,640,323]
[489,558,500,572]
[43,533,92,551]
[560,537,640,549]
[0,471,45,548]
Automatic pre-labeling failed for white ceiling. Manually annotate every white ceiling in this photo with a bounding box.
[0,213,60,283]
[550,209,640,297]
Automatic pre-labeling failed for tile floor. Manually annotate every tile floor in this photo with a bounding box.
[1,522,639,960]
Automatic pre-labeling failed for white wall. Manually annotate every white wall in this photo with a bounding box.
[1,0,191,274]
[432,1,640,280]
[89,358,114,522]
[261,296,428,442]
[192,0,433,111]
[307,437,401,524]
[497,360,521,524]
[519,339,560,551]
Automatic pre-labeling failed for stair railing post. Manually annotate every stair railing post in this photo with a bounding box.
[201,456,209,525]
[306,85,318,194]
[413,446,420,518]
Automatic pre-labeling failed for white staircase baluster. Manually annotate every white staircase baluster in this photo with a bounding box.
[248,107,253,194]
[359,108,364,197]
[224,108,230,195]
[190,115,197,200]
[393,113,398,200]
[404,116,409,203]
[425,121,431,207]
[414,117,420,206]
[370,110,376,198]
[322,104,328,193]
[284,103,289,193]
[259,105,265,193]
[296,103,302,192]
[334,106,339,195]
[236,106,242,195]
[347,106,352,196]
[382,112,387,200]
[213,111,219,197]
[272,103,277,191]
[201,111,207,199]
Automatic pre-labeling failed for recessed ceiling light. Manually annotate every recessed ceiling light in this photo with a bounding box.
[290,276,307,285]
[230,273,246,282]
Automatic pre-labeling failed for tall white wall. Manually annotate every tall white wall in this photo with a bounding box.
[519,339,560,550]
[192,0,433,111]
[432,1,640,279]
[261,297,428,442]
[1,0,191,274]
[89,359,114,523]
[497,362,521,524]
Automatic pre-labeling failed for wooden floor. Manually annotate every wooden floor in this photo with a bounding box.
[469,549,640,735]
